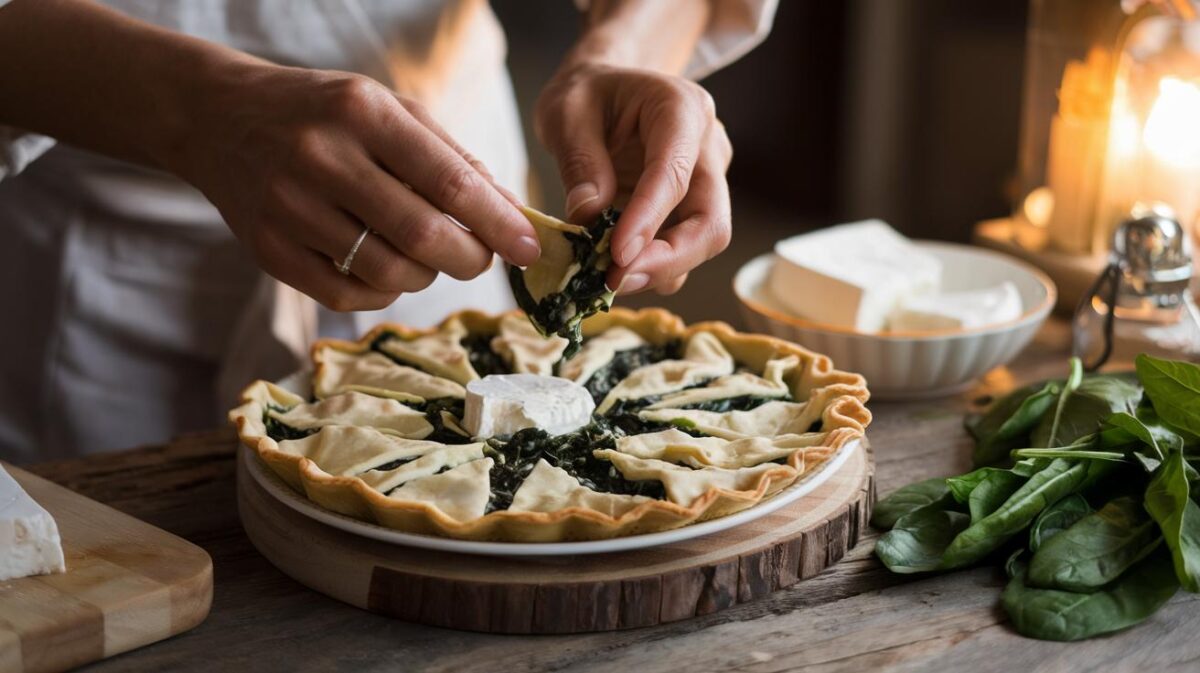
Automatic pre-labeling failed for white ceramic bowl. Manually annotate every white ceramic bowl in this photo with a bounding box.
[734,241,1056,399]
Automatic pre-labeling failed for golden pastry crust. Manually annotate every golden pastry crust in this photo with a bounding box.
[230,307,872,542]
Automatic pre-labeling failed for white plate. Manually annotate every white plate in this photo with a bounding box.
[242,437,860,557]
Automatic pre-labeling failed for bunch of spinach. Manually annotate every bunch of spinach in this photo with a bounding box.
[872,354,1200,641]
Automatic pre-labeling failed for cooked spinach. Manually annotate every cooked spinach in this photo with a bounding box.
[263,409,317,442]
[675,395,787,413]
[485,423,666,512]
[461,333,511,378]
[577,341,682,404]
[872,355,1200,642]
[418,397,474,445]
[509,208,620,358]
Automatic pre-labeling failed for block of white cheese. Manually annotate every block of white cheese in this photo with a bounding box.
[769,220,943,332]
[890,281,1023,331]
[0,465,66,581]
[463,374,595,439]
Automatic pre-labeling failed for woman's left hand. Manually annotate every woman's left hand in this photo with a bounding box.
[535,62,733,296]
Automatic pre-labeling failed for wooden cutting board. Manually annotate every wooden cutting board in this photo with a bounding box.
[239,441,874,634]
[0,463,213,673]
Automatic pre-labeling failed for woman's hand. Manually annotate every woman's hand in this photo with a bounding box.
[175,63,540,311]
[535,62,732,296]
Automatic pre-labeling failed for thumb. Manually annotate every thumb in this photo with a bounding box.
[545,107,617,224]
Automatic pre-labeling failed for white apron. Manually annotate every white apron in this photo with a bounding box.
[0,0,775,461]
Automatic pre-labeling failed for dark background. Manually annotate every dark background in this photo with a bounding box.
[492,0,1030,322]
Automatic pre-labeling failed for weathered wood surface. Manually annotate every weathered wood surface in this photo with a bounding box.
[236,441,872,633]
[24,320,1200,672]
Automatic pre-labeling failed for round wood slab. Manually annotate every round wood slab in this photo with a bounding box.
[237,442,874,634]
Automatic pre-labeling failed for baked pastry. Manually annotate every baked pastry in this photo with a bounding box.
[231,308,871,542]
[508,206,618,356]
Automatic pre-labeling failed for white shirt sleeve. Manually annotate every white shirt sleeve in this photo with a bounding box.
[0,128,55,182]
[573,0,778,80]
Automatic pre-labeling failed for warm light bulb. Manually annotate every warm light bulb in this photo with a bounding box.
[1142,77,1200,168]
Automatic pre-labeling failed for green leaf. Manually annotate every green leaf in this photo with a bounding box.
[875,506,971,574]
[1145,450,1200,592]
[1030,374,1142,449]
[1012,457,1051,477]
[941,459,1105,569]
[870,478,952,530]
[1012,447,1127,463]
[1103,412,1165,460]
[1136,354,1200,440]
[1029,493,1092,553]
[1028,497,1161,592]
[1005,548,1027,579]
[966,469,1028,523]
[1047,358,1084,448]
[970,382,1060,466]
[1003,549,1179,641]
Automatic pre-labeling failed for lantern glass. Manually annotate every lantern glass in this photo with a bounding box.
[1014,0,1200,256]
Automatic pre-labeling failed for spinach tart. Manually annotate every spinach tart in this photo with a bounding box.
[230,308,872,542]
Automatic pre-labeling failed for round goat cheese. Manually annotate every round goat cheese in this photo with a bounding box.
[463,374,596,439]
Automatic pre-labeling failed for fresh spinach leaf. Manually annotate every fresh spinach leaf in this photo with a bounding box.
[966,469,1028,523]
[1012,447,1127,463]
[941,459,1107,569]
[1102,412,1165,460]
[1136,355,1200,440]
[871,477,953,529]
[1003,549,1179,641]
[1145,449,1200,592]
[875,506,971,573]
[946,467,1004,504]
[1030,373,1141,449]
[1028,496,1161,592]
[1005,548,1027,579]
[1029,493,1091,553]
[970,381,1060,466]
[1046,358,1084,448]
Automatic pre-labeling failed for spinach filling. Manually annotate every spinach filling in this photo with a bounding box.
[576,341,683,404]
[461,333,511,377]
[509,208,620,358]
[263,407,317,442]
[485,422,668,512]
[418,397,475,444]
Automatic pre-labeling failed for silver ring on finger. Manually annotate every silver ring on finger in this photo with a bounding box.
[335,226,372,275]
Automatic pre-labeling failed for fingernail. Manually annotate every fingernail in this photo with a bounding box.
[621,272,649,294]
[512,235,541,267]
[616,235,646,267]
[565,182,599,218]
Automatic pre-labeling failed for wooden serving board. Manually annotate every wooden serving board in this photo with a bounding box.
[238,441,874,634]
[0,463,213,673]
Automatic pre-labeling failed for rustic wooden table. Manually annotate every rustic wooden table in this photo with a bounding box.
[25,320,1199,673]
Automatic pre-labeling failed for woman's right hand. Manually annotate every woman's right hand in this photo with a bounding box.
[173,62,540,311]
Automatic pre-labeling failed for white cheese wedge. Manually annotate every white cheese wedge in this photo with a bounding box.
[463,374,595,439]
[890,281,1023,331]
[0,465,66,581]
[769,220,942,332]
